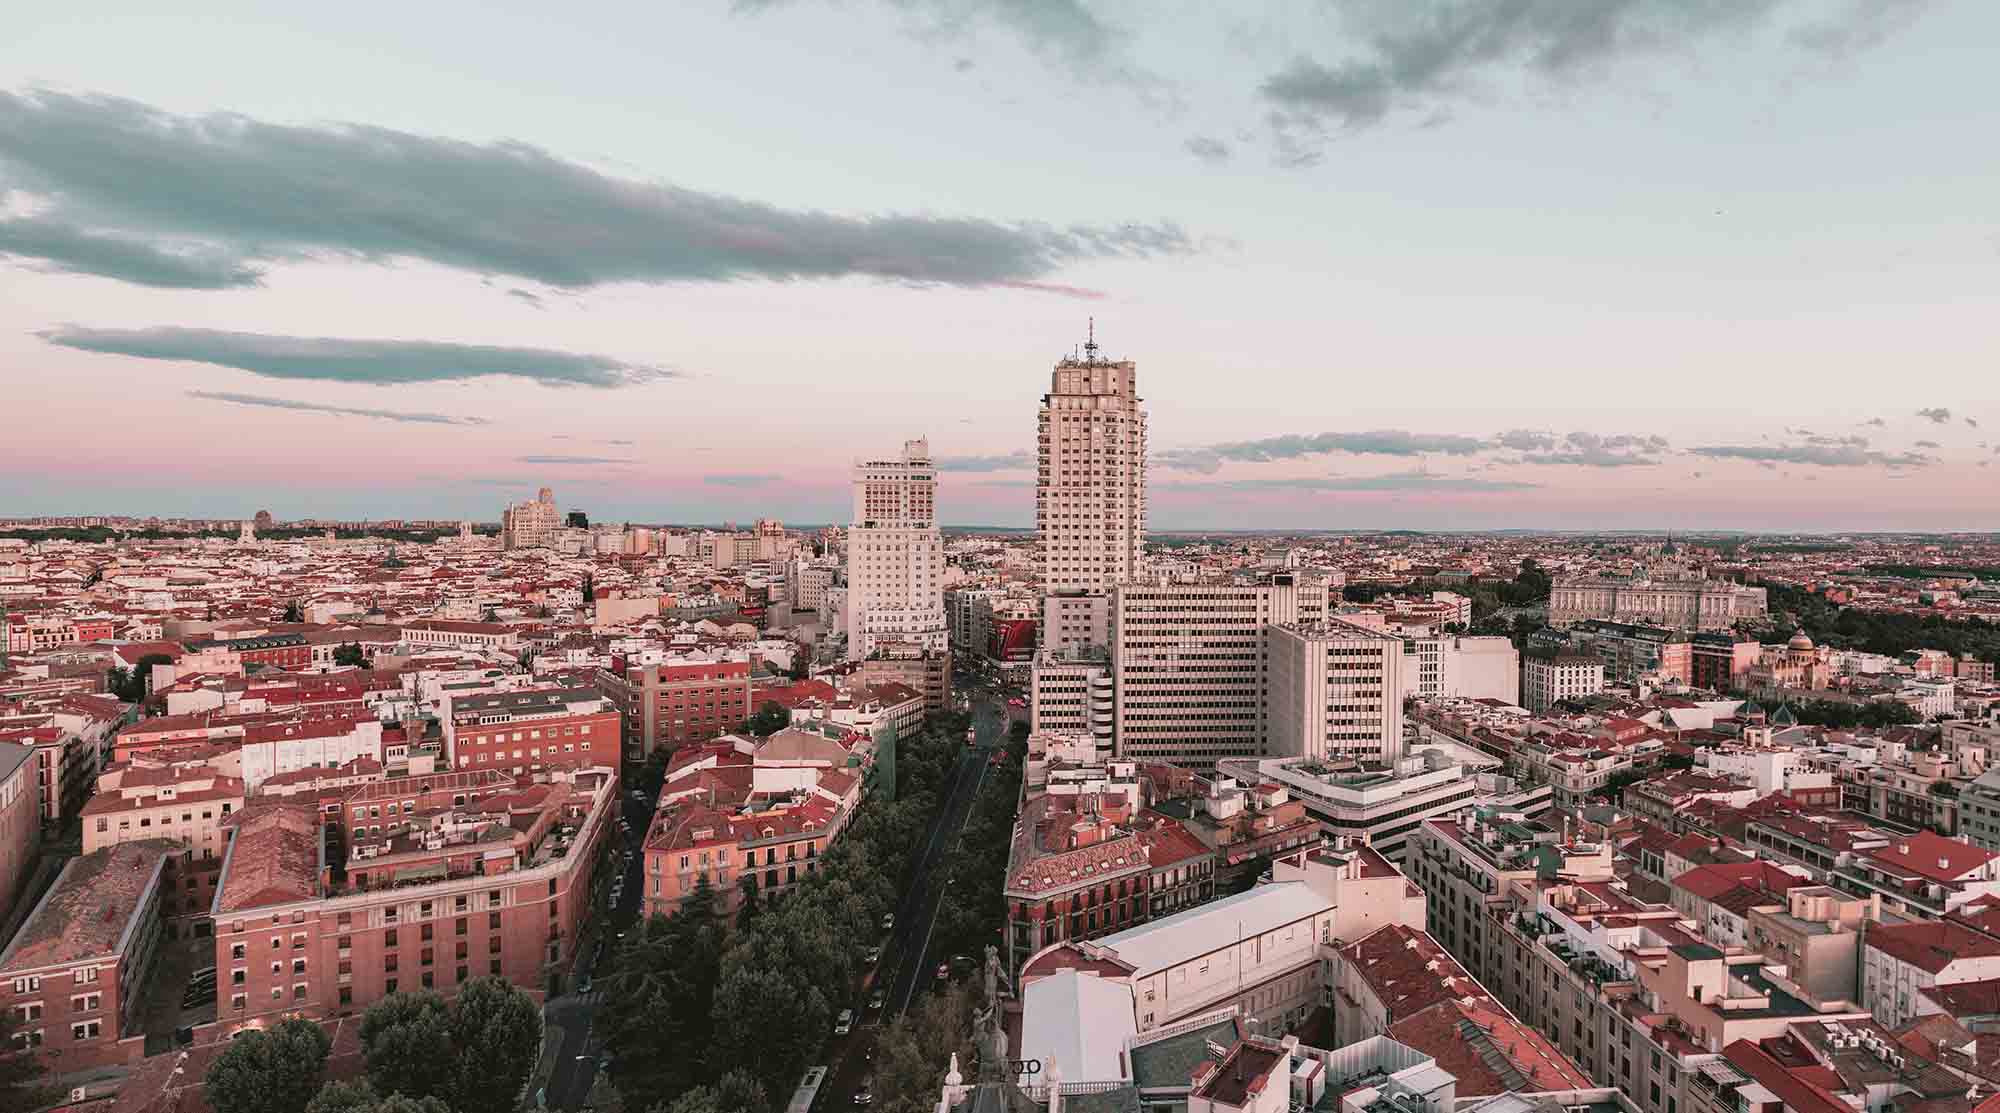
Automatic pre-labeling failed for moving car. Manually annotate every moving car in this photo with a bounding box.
[864,946,882,966]
[868,989,885,1010]
[935,962,949,981]
[880,912,894,931]
[833,1008,854,1036]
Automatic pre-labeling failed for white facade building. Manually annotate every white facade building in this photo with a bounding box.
[501,487,559,550]
[844,438,947,661]
[1266,619,1408,764]
[1109,572,1331,767]
[1029,652,1115,761]
[1217,750,1498,863]
[1037,334,1146,652]
[1521,654,1605,713]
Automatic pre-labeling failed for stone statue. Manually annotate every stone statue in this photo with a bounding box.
[972,943,1008,1081]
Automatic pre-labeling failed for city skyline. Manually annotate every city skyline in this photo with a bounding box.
[5,2,1999,530]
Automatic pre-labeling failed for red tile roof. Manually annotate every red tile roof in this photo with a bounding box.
[1865,831,2000,883]
[1866,920,2000,975]
[216,802,321,913]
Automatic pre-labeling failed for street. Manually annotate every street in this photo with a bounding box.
[820,691,1009,1108]
[543,689,1013,1110]
[544,781,655,1109]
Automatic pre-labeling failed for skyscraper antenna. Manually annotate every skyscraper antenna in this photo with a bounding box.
[1084,317,1098,360]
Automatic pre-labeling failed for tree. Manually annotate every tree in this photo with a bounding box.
[204,1017,333,1113]
[566,511,589,529]
[110,653,173,704]
[332,643,369,669]
[359,990,455,1103]
[710,965,830,1096]
[282,600,305,623]
[658,1069,769,1113]
[0,1010,54,1113]
[788,653,811,682]
[445,977,541,1113]
[306,1085,450,1113]
[736,873,763,931]
[603,878,725,1108]
[871,983,978,1113]
[746,702,790,737]
[304,1079,381,1113]
[479,606,499,623]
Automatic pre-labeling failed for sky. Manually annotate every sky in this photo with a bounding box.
[2,0,1997,531]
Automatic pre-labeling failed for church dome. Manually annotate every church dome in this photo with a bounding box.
[1787,631,1814,651]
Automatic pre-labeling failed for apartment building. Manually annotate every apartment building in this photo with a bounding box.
[1564,620,1693,685]
[1521,654,1605,714]
[1406,808,1599,991]
[1324,922,1591,1094]
[853,646,951,715]
[1860,919,2000,1027]
[1265,619,1407,763]
[845,438,947,661]
[596,653,751,760]
[445,686,620,776]
[209,768,614,1033]
[1469,856,1873,1113]
[1743,887,1874,1008]
[642,726,866,917]
[1689,632,1761,693]
[0,839,176,1071]
[1109,572,1331,767]
[1398,633,1520,704]
[944,587,1002,655]
[0,742,35,911]
[643,796,843,917]
[1829,829,2000,920]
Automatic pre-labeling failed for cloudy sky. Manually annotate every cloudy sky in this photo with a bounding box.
[3,1,1996,530]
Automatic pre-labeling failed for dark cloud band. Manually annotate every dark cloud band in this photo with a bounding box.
[42,326,671,389]
[1690,443,1933,468]
[0,89,1190,292]
[1157,429,1490,473]
[188,390,486,425]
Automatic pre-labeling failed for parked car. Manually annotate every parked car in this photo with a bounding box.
[833,1009,854,1036]
[880,912,894,931]
[864,946,882,966]
[853,1087,873,1106]
[868,989,885,1011]
[578,975,592,995]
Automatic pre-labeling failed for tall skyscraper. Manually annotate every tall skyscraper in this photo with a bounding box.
[502,486,559,550]
[1036,325,1146,652]
[845,438,947,660]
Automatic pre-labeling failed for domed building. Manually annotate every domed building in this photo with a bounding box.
[1747,630,1833,699]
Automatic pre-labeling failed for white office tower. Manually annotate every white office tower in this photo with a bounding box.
[845,438,947,661]
[1037,327,1146,653]
[1109,570,1334,768]
[1267,619,1409,763]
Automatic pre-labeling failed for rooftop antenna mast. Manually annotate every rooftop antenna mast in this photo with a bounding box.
[1084,317,1099,361]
